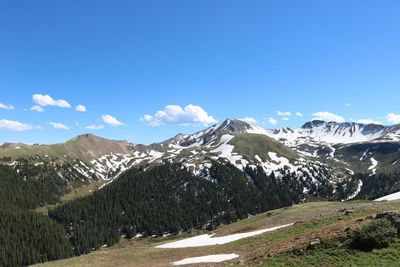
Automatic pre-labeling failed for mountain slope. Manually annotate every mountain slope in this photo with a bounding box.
[163,119,269,148]
[267,120,400,147]
[34,200,400,267]
[266,120,400,174]
[48,162,309,255]
[0,134,137,181]
[0,134,133,162]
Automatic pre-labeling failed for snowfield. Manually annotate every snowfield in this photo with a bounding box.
[155,223,294,249]
[211,134,248,169]
[172,254,239,265]
[374,191,400,202]
[266,122,387,146]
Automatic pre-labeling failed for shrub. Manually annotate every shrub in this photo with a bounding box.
[352,218,397,251]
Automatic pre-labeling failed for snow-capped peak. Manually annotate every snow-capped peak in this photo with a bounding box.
[267,120,400,146]
[164,119,269,148]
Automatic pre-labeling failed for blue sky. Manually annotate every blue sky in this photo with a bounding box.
[1,0,400,144]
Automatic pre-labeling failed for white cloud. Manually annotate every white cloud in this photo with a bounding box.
[32,94,71,108]
[49,122,70,130]
[345,103,351,107]
[239,117,257,124]
[312,111,345,123]
[295,112,303,117]
[85,124,104,130]
[356,119,382,125]
[30,105,44,112]
[277,111,292,117]
[143,104,217,126]
[75,105,86,112]
[102,114,123,126]
[142,114,153,122]
[282,117,289,121]
[0,103,14,110]
[0,119,36,131]
[386,113,400,124]
[267,117,278,125]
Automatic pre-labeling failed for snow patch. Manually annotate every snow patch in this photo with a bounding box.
[211,134,247,169]
[375,191,400,202]
[368,157,378,175]
[155,223,294,248]
[172,254,239,265]
[360,149,369,161]
[346,180,363,201]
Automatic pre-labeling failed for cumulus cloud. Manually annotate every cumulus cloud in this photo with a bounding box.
[75,105,86,112]
[277,111,292,117]
[356,119,382,125]
[282,117,290,121]
[386,113,400,124]
[0,103,14,110]
[49,122,70,130]
[0,119,36,131]
[143,104,217,126]
[267,117,278,125]
[102,114,123,126]
[85,124,104,130]
[30,105,44,112]
[296,112,303,117]
[32,94,71,108]
[312,111,345,123]
[239,117,257,124]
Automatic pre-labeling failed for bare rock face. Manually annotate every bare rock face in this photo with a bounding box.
[376,211,400,235]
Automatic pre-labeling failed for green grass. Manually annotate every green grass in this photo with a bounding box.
[230,133,298,162]
[263,242,400,267]
[336,142,400,174]
[35,179,107,215]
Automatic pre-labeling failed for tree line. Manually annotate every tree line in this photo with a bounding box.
[49,161,335,255]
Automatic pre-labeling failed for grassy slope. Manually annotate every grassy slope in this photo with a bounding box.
[35,179,107,215]
[230,134,299,162]
[0,134,133,164]
[264,243,400,267]
[33,200,400,267]
[336,142,400,174]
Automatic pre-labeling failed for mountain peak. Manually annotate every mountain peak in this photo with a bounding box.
[301,120,327,129]
[216,119,253,133]
[69,133,108,143]
[164,119,264,148]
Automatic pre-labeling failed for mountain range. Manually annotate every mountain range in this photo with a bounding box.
[1,118,400,196]
[2,118,400,266]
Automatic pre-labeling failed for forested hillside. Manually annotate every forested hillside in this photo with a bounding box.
[49,161,336,256]
[2,157,400,266]
[0,163,73,267]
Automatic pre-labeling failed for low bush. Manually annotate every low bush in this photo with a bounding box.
[352,218,397,251]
